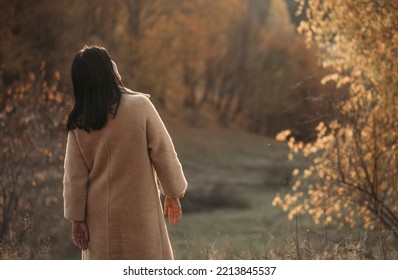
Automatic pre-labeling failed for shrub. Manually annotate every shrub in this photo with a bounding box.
[273,1,398,239]
[0,63,67,259]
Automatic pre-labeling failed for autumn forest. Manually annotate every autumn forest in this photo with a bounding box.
[1,0,397,259]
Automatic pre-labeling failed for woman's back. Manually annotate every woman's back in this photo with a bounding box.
[64,92,187,259]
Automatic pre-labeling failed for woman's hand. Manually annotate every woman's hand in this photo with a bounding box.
[72,221,89,251]
[163,197,182,226]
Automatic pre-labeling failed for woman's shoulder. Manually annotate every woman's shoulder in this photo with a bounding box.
[121,87,150,99]
[120,88,154,112]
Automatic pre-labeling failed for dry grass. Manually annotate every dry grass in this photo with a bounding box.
[169,221,398,260]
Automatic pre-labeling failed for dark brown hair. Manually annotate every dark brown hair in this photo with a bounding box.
[66,45,124,132]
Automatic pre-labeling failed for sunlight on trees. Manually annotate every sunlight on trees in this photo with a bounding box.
[273,0,398,238]
[0,0,326,136]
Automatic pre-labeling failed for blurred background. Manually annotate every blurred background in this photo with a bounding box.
[1,0,397,259]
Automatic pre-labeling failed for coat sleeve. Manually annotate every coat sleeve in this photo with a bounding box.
[142,97,188,198]
[63,131,89,221]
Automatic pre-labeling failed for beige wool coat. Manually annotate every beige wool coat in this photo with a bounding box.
[63,92,187,260]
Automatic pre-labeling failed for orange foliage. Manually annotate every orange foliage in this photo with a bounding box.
[0,63,66,249]
[274,0,398,237]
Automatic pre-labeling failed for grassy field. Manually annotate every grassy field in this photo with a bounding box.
[162,114,397,260]
[164,115,298,259]
[2,110,396,260]
[165,116,288,259]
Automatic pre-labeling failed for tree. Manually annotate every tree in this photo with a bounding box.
[273,0,398,238]
[222,0,325,136]
[0,64,65,258]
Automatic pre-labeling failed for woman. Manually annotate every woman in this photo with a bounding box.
[63,45,187,259]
